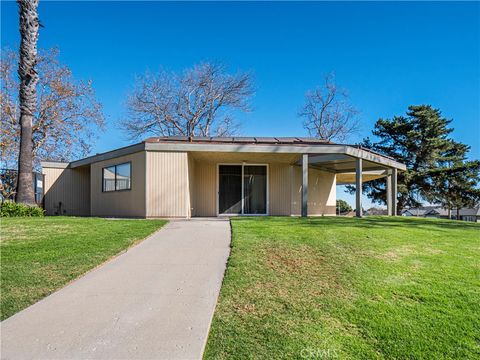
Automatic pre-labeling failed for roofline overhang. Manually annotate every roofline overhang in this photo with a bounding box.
[40,161,69,169]
[42,141,406,171]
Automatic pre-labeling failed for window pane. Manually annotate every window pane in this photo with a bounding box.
[116,163,131,190]
[244,166,266,214]
[103,166,116,191]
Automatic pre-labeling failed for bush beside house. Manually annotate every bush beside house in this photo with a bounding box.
[0,201,44,217]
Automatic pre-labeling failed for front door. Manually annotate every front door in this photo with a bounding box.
[218,164,267,215]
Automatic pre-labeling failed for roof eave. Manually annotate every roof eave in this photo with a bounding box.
[42,141,406,171]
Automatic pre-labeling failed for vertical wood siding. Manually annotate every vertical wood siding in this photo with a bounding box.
[44,151,337,218]
[188,154,195,216]
[269,163,292,215]
[291,167,336,216]
[191,159,336,217]
[192,160,217,217]
[91,152,146,217]
[146,152,190,217]
[42,166,90,216]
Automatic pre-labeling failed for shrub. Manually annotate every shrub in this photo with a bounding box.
[0,200,45,217]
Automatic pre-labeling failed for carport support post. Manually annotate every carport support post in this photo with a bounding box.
[392,168,398,216]
[302,154,308,217]
[386,171,392,216]
[355,158,362,217]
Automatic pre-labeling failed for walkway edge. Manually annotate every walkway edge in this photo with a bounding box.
[199,218,233,359]
[1,220,169,324]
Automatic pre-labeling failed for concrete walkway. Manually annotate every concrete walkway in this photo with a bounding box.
[1,219,231,360]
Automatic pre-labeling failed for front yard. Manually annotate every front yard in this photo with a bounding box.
[205,217,480,359]
[0,217,166,320]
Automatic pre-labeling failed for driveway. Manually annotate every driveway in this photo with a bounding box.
[1,218,231,360]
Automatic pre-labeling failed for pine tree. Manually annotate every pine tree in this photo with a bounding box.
[350,105,480,212]
[427,141,480,217]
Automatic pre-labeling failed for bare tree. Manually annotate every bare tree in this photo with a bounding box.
[15,0,40,204]
[299,73,359,142]
[121,62,254,139]
[1,48,105,170]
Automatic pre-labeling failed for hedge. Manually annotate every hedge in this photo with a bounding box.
[0,200,45,217]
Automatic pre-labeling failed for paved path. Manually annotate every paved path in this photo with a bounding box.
[1,219,231,360]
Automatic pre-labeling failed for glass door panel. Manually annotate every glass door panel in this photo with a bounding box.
[218,165,242,214]
[243,166,267,214]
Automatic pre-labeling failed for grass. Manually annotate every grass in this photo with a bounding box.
[0,217,166,320]
[204,217,480,359]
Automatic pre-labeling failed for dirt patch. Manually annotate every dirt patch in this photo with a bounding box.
[262,244,353,301]
[264,245,326,274]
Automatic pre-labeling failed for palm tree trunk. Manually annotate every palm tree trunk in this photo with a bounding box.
[16,0,40,204]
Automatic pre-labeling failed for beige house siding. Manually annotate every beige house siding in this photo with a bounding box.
[146,151,190,218]
[43,150,337,218]
[291,167,336,216]
[192,160,217,217]
[188,154,195,216]
[190,157,336,217]
[42,166,90,216]
[269,163,292,215]
[91,152,146,217]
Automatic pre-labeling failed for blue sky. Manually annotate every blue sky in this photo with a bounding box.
[2,1,479,208]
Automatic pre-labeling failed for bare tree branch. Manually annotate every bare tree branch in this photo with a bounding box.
[121,62,254,140]
[0,47,105,169]
[299,73,359,142]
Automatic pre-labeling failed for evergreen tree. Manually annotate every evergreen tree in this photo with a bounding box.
[336,199,352,214]
[427,141,480,217]
[349,105,480,212]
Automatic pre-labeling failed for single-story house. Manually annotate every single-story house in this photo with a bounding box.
[424,207,450,218]
[402,207,433,217]
[41,137,406,218]
[436,207,480,222]
[457,207,480,222]
[402,206,480,222]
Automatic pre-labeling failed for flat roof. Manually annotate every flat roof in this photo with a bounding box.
[41,136,406,171]
[145,136,331,145]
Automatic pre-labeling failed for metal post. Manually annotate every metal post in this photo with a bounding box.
[392,168,398,216]
[302,154,308,217]
[386,171,392,216]
[355,158,362,217]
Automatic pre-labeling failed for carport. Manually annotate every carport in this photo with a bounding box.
[296,146,407,217]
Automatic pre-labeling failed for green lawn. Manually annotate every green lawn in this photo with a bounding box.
[205,217,480,359]
[0,217,166,320]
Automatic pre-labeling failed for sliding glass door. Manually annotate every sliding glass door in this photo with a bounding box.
[218,164,267,215]
[243,166,267,214]
[218,165,242,214]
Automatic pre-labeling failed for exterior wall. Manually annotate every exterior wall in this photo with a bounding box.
[192,160,217,217]
[291,167,336,216]
[146,151,190,218]
[191,158,336,217]
[43,166,90,216]
[91,152,146,217]
[43,150,337,218]
[269,163,292,216]
[188,154,196,216]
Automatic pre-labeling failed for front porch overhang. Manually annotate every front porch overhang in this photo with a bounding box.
[294,151,402,218]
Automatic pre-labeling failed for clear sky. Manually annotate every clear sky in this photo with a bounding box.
[2,1,479,208]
